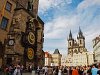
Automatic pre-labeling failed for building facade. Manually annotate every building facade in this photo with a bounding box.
[87,52,94,65]
[0,0,44,69]
[66,28,94,66]
[52,49,62,66]
[93,35,100,62]
[61,55,67,66]
[44,52,52,66]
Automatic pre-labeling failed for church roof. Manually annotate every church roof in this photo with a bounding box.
[77,27,85,39]
[53,49,60,54]
[68,30,73,40]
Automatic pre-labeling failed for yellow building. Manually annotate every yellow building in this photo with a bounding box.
[0,0,16,67]
[0,0,44,69]
[52,49,62,66]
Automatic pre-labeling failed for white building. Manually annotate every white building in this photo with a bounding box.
[93,35,100,62]
[66,52,94,66]
[72,52,88,66]
[61,55,67,66]
[45,52,52,66]
[87,52,94,65]
[66,54,72,66]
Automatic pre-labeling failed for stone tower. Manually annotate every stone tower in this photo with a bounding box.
[68,30,74,55]
[77,27,85,52]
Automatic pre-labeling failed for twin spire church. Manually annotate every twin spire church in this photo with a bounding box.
[67,28,87,55]
[66,28,94,66]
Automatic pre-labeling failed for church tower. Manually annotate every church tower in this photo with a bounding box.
[77,27,86,52]
[77,27,85,47]
[68,30,74,54]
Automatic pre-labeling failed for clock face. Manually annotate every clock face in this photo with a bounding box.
[28,32,35,45]
[27,48,34,60]
[8,39,14,46]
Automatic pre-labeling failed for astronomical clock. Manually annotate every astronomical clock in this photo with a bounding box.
[27,48,34,60]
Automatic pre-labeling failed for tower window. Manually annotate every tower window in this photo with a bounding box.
[70,42,71,46]
[80,40,82,44]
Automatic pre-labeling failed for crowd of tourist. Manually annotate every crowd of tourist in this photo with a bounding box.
[0,63,100,75]
[0,63,24,75]
[37,63,100,75]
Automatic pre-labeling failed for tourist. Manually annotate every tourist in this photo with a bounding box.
[97,64,100,75]
[91,64,98,75]
[72,67,79,75]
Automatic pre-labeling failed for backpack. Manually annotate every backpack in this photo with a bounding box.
[97,70,100,75]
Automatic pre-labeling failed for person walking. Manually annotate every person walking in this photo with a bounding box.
[63,67,67,75]
[37,66,40,75]
[91,64,98,75]
[97,64,100,75]
[58,67,62,75]
[87,66,92,75]
[55,67,59,75]
[13,64,21,75]
[44,66,48,75]
[48,66,53,75]
[72,67,79,75]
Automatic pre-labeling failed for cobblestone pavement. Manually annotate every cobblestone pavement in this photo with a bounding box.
[23,73,31,75]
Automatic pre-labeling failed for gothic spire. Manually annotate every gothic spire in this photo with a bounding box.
[77,27,85,39]
[69,30,73,40]
[79,27,82,35]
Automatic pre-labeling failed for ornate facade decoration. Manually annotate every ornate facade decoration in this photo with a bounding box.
[0,0,44,69]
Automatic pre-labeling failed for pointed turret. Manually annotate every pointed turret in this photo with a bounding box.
[54,49,60,54]
[77,27,85,48]
[77,27,85,39]
[68,30,74,54]
[69,30,73,40]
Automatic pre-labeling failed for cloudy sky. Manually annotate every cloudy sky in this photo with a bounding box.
[38,0,100,55]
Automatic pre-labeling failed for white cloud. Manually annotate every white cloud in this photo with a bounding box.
[77,0,100,12]
[44,15,81,39]
[39,0,72,14]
